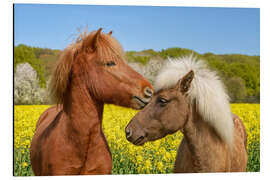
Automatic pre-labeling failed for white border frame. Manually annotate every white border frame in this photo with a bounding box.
[2,0,269,179]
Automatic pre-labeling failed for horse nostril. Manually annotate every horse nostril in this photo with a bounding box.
[144,87,153,98]
[125,128,132,139]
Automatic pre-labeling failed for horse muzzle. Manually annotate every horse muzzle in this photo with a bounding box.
[132,87,153,109]
[125,123,147,146]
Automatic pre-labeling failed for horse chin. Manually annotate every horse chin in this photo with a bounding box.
[131,96,149,109]
[133,136,148,146]
[131,103,144,110]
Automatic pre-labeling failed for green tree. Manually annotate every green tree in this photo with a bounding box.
[159,47,198,59]
[225,77,247,103]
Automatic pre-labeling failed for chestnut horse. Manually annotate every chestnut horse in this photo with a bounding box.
[30,28,153,175]
[126,56,247,172]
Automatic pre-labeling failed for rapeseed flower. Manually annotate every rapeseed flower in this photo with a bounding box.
[14,104,260,175]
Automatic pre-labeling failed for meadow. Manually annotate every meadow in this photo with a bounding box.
[14,104,260,176]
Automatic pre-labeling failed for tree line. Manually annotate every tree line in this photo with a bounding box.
[14,44,260,104]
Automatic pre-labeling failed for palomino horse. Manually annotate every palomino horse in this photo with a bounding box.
[30,28,153,175]
[126,56,247,172]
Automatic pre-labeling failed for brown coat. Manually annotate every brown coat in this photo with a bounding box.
[126,69,248,172]
[30,29,153,175]
[174,112,247,172]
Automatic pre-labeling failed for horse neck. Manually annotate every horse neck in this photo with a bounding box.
[63,77,104,144]
[181,104,224,172]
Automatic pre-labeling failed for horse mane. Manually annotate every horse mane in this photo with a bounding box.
[155,55,234,146]
[49,29,125,104]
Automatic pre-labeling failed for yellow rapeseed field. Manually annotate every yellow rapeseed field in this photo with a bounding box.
[14,104,260,176]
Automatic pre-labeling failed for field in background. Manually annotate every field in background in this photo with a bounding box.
[14,104,260,176]
[15,45,260,104]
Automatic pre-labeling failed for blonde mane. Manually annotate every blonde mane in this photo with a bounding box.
[49,29,125,104]
[155,55,234,145]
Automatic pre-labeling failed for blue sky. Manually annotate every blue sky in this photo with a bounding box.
[14,4,260,55]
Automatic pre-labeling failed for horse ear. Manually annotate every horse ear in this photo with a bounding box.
[108,31,113,36]
[82,28,102,52]
[177,70,194,93]
[91,28,102,50]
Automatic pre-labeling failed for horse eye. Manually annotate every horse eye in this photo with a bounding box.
[106,61,116,67]
[158,97,169,106]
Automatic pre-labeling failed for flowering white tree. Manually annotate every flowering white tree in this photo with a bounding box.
[128,58,164,84]
[14,63,48,104]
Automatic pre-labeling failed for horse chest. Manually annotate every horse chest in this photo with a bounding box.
[174,138,230,172]
[79,135,112,174]
[54,128,112,174]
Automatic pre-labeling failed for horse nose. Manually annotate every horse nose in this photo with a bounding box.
[125,127,132,139]
[143,87,153,98]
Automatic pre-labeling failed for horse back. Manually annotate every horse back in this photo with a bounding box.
[30,105,63,175]
[35,105,62,130]
[231,114,248,171]
[233,114,247,151]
